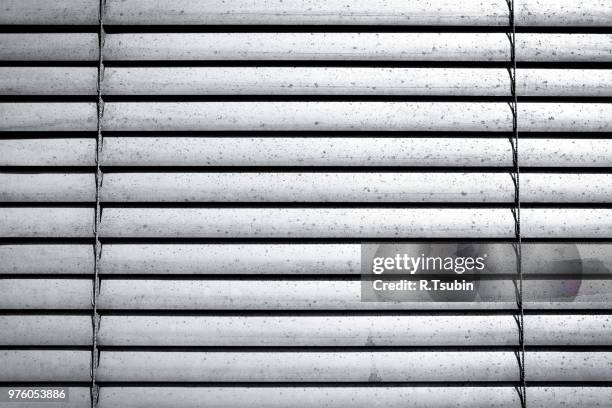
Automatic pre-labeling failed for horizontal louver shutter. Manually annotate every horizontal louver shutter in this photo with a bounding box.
[1,1,611,407]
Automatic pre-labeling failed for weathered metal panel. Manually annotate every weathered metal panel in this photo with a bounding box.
[0,0,98,24]
[0,173,95,202]
[0,245,93,274]
[100,172,612,203]
[99,208,515,238]
[0,279,92,309]
[0,34,98,61]
[0,139,95,166]
[100,137,612,167]
[96,386,612,408]
[0,316,92,345]
[97,279,612,310]
[0,351,91,381]
[0,103,97,132]
[97,315,612,346]
[0,207,94,237]
[0,67,97,95]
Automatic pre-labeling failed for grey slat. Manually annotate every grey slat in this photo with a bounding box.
[523,209,612,238]
[0,0,98,24]
[0,279,92,309]
[518,0,612,27]
[99,244,361,275]
[105,0,510,26]
[103,67,612,97]
[103,0,612,27]
[100,173,612,203]
[0,103,97,132]
[0,173,95,202]
[96,351,612,382]
[97,351,519,382]
[0,34,98,61]
[97,279,611,310]
[99,208,612,238]
[104,67,510,96]
[104,33,510,61]
[517,34,612,62]
[522,174,612,203]
[0,208,94,237]
[0,316,92,345]
[98,243,612,275]
[104,102,511,132]
[102,102,612,132]
[101,172,512,202]
[97,315,612,347]
[0,245,93,274]
[0,351,90,381]
[99,208,515,238]
[100,137,612,167]
[0,67,97,95]
[0,139,95,166]
[96,386,612,408]
[103,33,612,62]
[519,69,612,97]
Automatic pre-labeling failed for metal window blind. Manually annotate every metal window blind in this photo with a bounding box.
[1,1,612,407]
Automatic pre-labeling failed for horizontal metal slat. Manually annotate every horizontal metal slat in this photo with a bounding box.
[100,137,612,167]
[0,0,98,25]
[103,0,612,27]
[97,279,612,310]
[103,33,612,62]
[1,102,609,133]
[103,67,510,96]
[0,315,92,345]
[96,386,612,408]
[97,315,612,347]
[0,67,97,95]
[0,103,96,132]
[0,207,94,237]
[0,350,91,381]
[103,33,509,61]
[0,139,95,166]
[99,173,612,203]
[104,0,511,26]
[0,34,98,61]
[99,208,515,238]
[518,0,612,26]
[102,67,612,97]
[96,351,612,382]
[103,102,511,132]
[98,208,612,238]
[0,173,95,202]
[102,102,612,132]
[0,279,92,309]
[0,245,93,274]
[6,68,612,96]
[98,243,612,275]
[2,33,610,62]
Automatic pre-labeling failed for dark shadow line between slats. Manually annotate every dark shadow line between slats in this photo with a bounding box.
[2,238,611,245]
[95,310,612,317]
[103,61,612,69]
[2,24,612,34]
[92,381,612,386]
[101,25,612,34]
[94,130,612,138]
[92,345,612,352]
[6,166,612,173]
[2,95,612,103]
